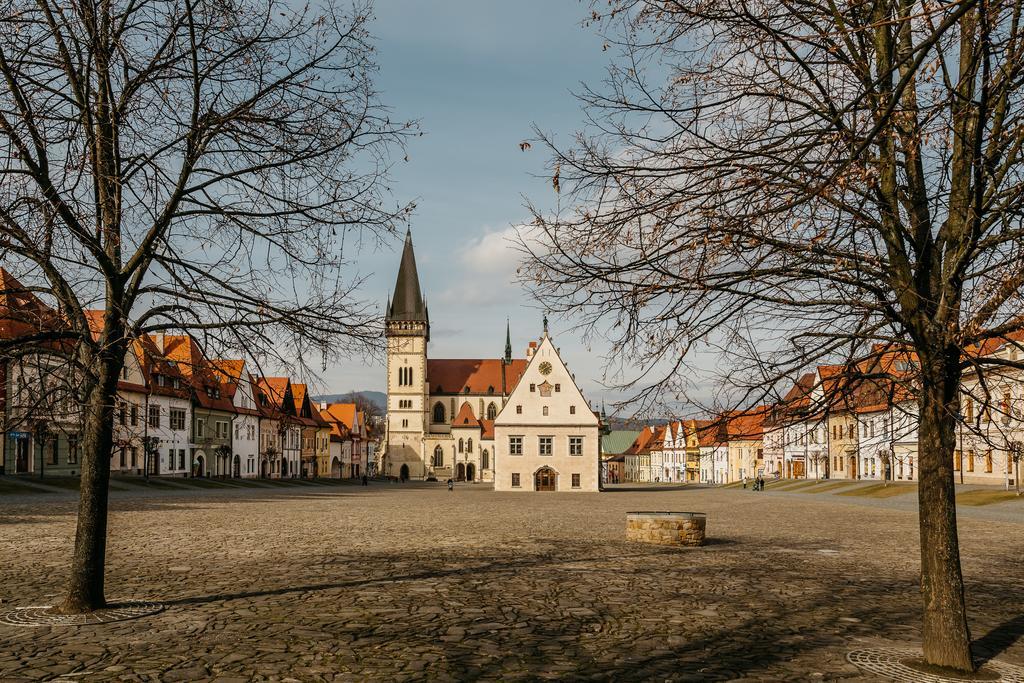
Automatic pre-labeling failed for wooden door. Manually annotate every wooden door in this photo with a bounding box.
[535,468,556,491]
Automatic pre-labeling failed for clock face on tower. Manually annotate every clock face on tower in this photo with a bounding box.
[538,361,553,376]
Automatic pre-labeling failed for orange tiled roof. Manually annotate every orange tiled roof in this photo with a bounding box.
[480,419,495,440]
[0,269,58,340]
[452,401,480,427]
[427,359,528,395]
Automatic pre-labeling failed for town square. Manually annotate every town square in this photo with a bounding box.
[0,479,1021,681]
[4,0,1024,680]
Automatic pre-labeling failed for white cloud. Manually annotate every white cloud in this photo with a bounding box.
[435,224,525,307]
[458,224,522,276]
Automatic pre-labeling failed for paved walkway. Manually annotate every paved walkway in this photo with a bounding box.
[0,482,1022,681]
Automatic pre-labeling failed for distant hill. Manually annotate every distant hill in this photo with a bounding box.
[312,390,386,412]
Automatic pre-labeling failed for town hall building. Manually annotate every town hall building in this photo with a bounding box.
[382,230,600,491]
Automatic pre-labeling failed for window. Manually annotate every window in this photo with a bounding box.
[482,449,489,469]
[569,436,583,456]
[130,447,138,468]
[954,450,961,471]
[432,402,446,423]
[148,405,161,428]
[197,418,206,438]
[467,438,473,452]
[130,404,138,426]
[516,405,522,414]
[458,438,464,453]
[512,473,521,488]
[156,373,166,387]
[539,436,553,455]
[168,448,176,470]
[433,445,444,467]
[402,419,408,428]
[49,439,59,465]
[555,383,561,392]
[118,403,127,426]
[509,436,523,455]
[572,473,581,488]
[170,409,186,431]
[1002,391,1011,424]
[542,406,549,416]
[964,399,974,422]
[570,405,576,415]
[487,402,497,420]
[217,421,228,439]
[179,449,186,470]
[530,383,536,392]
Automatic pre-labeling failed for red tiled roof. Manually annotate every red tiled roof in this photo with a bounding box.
[480,419,495,440]
[321,403,358,434]
[452,401,480,428]
[427,359,528,395]
[0,269,58,340]
[724,407,766,440]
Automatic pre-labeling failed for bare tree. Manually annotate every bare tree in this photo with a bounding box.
[518,0,1024,672]
[0,0,411,613]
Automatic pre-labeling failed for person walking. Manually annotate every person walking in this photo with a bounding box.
[447,478,454,492]
[743,475,748,489]
[362,474,368,486]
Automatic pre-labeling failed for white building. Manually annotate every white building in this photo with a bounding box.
[494,333,601,492]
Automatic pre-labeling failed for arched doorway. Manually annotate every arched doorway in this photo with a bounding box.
[535,467,557,491]
[261,459,268,479]
[195,454,206,478]
[331,457,342,478]
[456,463,466,481]
[400,463,409,481]
[280,458,288,478]
[466,463,475,482]
[233,455,241,478]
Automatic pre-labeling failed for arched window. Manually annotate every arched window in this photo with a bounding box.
[486,402,497,420]
[467,438,473,452]
[408,367,413,386]
[433,445,443,467]
[397,367,404,386]
[542,406,549,416]
[482,449,489,470]
[458,438,464,453]
[432,402,446,424]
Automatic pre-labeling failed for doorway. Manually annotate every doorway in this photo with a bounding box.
[400,463,409,481]
[535,467,557,491]
[466,463,475,482]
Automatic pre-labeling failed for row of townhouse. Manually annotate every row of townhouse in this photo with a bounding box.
[622,411,766,485]
[0,269,371,480]
[619,339,1024,488]
[763,343,1023,486]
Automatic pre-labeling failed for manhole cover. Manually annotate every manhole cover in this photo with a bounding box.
[0,601,164,627]
[848,648,1024,682]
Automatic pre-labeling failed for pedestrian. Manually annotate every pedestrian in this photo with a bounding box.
[743,475,748,489]
[362,474,368,486]
[447,478,454,492]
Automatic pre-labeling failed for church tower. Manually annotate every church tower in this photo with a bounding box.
[384,229,429,478]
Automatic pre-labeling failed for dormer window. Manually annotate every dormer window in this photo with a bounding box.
[156,374,165,387]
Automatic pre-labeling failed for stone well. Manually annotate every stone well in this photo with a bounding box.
[625,511,706,547]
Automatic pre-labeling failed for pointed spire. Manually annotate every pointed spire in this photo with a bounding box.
[386,229,428,324]
[504,317,512,364]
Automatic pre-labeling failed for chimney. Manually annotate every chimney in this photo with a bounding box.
[319,401,327,410]
[526,341,537,359]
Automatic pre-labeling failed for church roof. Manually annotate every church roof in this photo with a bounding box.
[452,401,480,428]
[427,358,528,395]
[386,230,428,323]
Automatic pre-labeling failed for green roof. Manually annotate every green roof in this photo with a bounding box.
[601,430,641,455]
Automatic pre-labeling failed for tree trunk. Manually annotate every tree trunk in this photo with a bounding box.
[55,345,123,614]
[917,355,974,671]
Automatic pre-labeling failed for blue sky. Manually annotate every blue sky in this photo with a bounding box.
[319,1,623,407]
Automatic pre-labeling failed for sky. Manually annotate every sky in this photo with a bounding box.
[317,1,627,408]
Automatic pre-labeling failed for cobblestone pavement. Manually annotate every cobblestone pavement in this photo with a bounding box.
[0,482,1022,681]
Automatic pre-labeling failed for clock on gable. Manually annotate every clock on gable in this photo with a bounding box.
[538,361,553,376]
